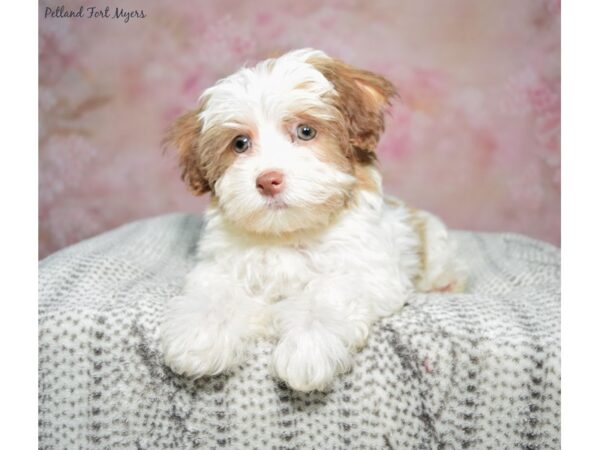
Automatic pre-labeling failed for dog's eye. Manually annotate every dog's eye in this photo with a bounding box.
[296,125,316,141]
[233,135,251,153]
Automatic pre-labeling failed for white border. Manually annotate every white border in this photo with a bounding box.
[562,1,600,448]
[0,1,38,447]
[2,0,595,447]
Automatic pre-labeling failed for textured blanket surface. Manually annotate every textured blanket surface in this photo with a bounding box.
[39,214,561,449]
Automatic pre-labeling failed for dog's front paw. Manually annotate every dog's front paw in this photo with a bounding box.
[160,296,248,379]
[272,327,352,392]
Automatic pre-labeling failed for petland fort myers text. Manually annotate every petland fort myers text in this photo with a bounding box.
[44,5,146,23]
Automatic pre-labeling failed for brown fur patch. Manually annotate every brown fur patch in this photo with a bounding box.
[163,104,209,195]
[164,97,243,195]
[307,56,397,165]
[307,55,397,202]
[312,133,354,174]
[283,111,353,174]
[408,208,428,283]
[196,125,245,192]
[354,164,380,193]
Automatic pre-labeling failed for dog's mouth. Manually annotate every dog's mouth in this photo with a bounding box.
[264,197,288,210]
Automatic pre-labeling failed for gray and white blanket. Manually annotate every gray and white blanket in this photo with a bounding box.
[38,213,560,449]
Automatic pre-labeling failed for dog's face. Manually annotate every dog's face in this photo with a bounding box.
[168,49,395,235]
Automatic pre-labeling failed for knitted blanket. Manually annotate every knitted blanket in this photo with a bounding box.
[38,213,561,449]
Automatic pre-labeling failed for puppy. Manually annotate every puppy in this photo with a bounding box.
[160,49,466,392]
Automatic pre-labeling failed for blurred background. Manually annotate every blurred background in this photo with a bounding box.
[39,0,560,258]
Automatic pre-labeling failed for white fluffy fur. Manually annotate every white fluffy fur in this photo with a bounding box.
[161,49,466,392]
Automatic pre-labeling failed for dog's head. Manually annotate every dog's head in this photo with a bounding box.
[167,49,396,235]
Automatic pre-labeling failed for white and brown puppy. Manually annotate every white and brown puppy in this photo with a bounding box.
[161,49,466,392]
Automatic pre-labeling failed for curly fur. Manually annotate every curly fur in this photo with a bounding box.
[161,49,466,391]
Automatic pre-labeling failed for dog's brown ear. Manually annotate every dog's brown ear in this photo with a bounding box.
[308,56,397,163]
[164,106,210,196]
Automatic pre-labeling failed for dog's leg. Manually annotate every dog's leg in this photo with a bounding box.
[160,262,265,379]
[412,210,467,293]
[270,272,410,392]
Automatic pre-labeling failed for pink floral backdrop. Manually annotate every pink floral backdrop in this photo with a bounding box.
[39,0,560,258]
